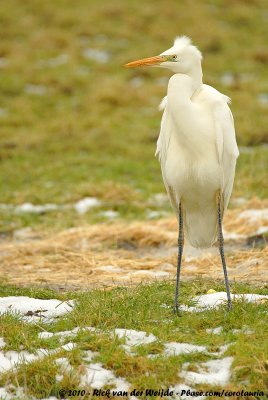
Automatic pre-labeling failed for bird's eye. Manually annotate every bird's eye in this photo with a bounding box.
[172,55,177,61]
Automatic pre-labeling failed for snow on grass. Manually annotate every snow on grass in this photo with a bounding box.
[222,230,246,241]
[37,54,69,68]
[73,197,101,214]
[206,327,223,335]
[239,208,268,222]
[232,328,254,335]
[82,48,110,63]
[38,326,95,341]
[181,357,233,386]
[15,203,58,214]
[146,210,169,219]
[256,226,268,235]
[164,342,207,356]
[95,265,124,273]
[0,297,74,321]
[0,341,77,374]
[99,210,119,219]
[127,270,170,278]
[114,329,157,347]
[24,84,47,96]
[0,350,37,373]
[0,197,103,215]
[61,342,76,351]
[80,362,129,390]
[181,292,268,312]
[163,342,230,358]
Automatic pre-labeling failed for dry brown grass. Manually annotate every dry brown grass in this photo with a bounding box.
[0,199,267,289]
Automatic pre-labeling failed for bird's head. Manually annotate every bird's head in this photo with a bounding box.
[124,36,202,74]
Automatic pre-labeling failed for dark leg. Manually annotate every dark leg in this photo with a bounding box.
[217,193,232,311]
[174,202,184,313]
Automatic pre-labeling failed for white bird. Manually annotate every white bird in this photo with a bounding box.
[125,36,239,312]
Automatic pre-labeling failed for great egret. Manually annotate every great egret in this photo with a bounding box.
[125,36,239,312]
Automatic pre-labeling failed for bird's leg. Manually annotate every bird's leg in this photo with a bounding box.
[174,202,184,314]
[217,193,232,311]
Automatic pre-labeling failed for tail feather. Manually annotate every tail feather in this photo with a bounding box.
[184,207,218,248]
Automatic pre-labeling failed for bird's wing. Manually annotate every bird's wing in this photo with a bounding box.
[155,96,169,163]
[212,96,239,211]
[155,96,180,215]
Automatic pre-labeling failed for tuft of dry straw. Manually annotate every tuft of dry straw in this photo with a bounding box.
[0,200,267,288]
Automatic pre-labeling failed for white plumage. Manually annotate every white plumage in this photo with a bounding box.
[154,37,239,248]
[125,36,239,310]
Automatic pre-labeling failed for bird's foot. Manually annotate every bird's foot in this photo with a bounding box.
[227,300,233,312]
[173,304,182,316]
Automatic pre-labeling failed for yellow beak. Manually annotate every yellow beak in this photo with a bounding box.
[124,55,166,68]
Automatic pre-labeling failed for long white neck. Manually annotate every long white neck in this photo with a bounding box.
[188,61,203,92]
[166,72,203,151]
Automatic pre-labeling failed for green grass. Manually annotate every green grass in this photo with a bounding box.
[0,280,267,399]
[0,0,267,232]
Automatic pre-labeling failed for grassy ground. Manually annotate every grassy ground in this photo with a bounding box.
[0,0,267,232]
[0,280,268,399]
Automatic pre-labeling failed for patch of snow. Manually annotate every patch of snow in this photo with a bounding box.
[99,210,119,219]
[257,93,268,106]
[181,357,233,386]
[0,387,29,400]
[74,197,101,214]
[232,197,247,206]
[54,327,80,338]
[0,388,12,400]
[0,108,8,118]
[0,350,37,373]
[155,77,169,86]
[96,265,123,273]
[82,48,110,63]
[223,230,246,241]
[164,342,207,356]
[150,193,169,206]
[80,362,129,390]
[220,72,235,86]
[239,146,255,154]
[38,326,95,341]
[232,328,253,335]
[160,303,171,309]
[40,397,58,400]
[0,296,74,321]
[83,350,98,362]
[15,203,58,214]
[38,54,69,68]
[114,329,157,348]
[38,332,54,339]
[210,343,232,356]
[24,84,47,96]
[61,342,76,351]
[0,58,8,68]
[129,77,144,88]
[127,270,169,277]
[256,226,268,235]
[206,326,223,335]
[13,227,34,240]
[181,292,268,312]
[147,210,168,219]
[55,356,73,377]
[239,208,268,222]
